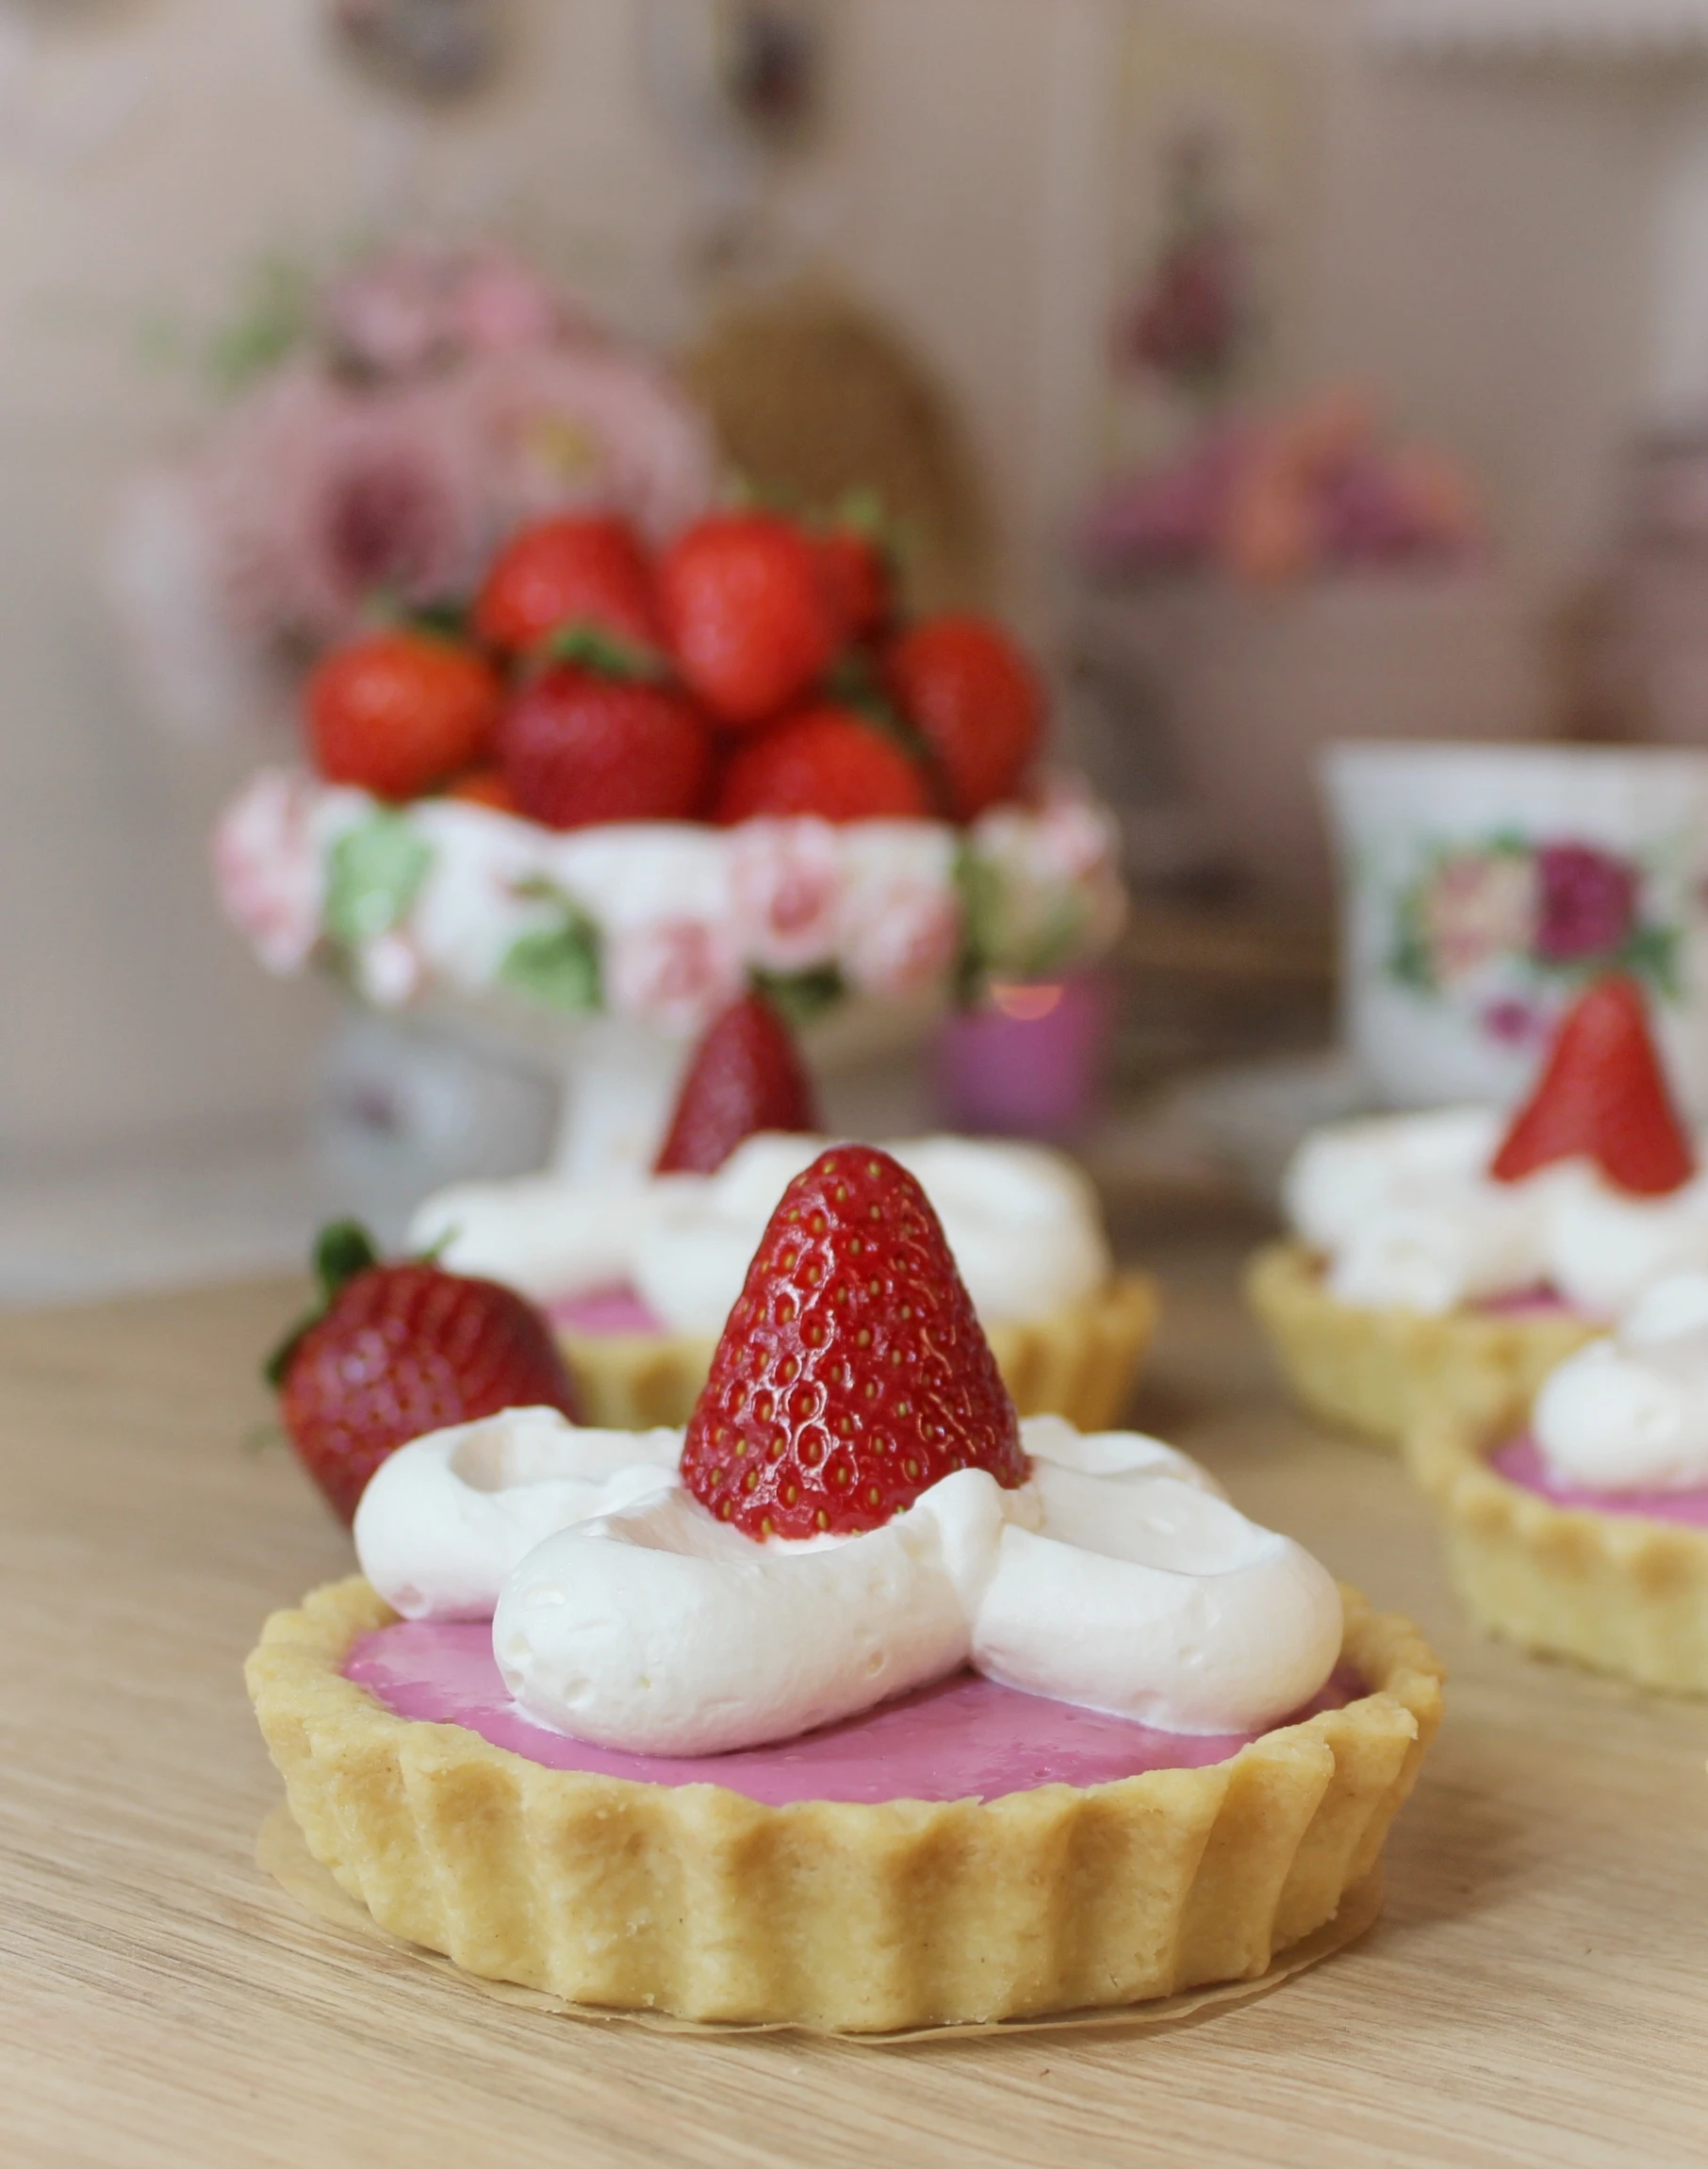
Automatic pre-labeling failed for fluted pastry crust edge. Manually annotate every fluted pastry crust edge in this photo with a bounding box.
[1247,1241,1597,1447]
[246,1575,1442,2031]
[1406,1412,1708,1695]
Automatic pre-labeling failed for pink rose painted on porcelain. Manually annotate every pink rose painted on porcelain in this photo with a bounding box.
[211,769,324,974]
[1533,843,1638,963]
[607,916,742,1033]
[1417,850,1536,985]
[841,879,961,1001]
[728,819,842,973]
[1480,995,1547,1049]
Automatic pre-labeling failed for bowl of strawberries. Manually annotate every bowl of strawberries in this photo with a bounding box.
[214,504,1126,1178]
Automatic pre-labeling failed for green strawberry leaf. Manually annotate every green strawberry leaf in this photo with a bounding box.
[315,1219,382,1299]
[542,621,665,682]
[751,964,845,1027]
[325,813,434,948]
[263,1219,384,1392]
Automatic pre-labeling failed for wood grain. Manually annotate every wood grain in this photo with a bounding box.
[3,1227,1706,2169]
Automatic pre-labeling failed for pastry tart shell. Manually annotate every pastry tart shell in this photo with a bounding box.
[245,1575,1442,2033]
[559,1271,1159,1435]
[1406,1414,1708,1694]
[1247,1241,1597,1447]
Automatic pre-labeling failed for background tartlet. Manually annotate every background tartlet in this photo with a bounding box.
[1406,1409,1708,1693]
[561,1269,1158,1432]
[1246,1241,1594,1447]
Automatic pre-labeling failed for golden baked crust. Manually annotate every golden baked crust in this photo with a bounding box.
[560,1271,1158,1434]
[1246,1241,1597,1448]
[1406,1413,1708,1694]
[246,1575,1442,2033]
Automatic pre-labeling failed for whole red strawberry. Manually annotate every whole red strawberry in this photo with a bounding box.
[655,992,820,1175]
[815,524,892,647]
[886,615,1044,822]
[713,703,931,825]
[308,632,502,801]
[1490,976,1695,1196]
[270,1223,581,1523]
[498,659,713,830]
[657,512,836,728]
[473,515,660,659]
[681,1146,1027,1540]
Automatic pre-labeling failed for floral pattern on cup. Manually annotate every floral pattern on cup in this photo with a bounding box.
[1388,833,1681,1052]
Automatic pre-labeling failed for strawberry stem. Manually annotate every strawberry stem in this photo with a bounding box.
[543,621,665,682]
[316,1219,382,1300]
[264,1220,383,1391]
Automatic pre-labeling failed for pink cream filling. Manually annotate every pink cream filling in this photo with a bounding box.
[1471,1287,1583,1320]
[345,1621,1359,1808]
[547,1284,665,1336]
[1491,1434,1708,1528]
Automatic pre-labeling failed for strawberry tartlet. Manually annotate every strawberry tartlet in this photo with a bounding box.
[1408,1267,1708,1693]
[1249,978,1708,1444]
[249,1147,1441,2030]
[410,995,1155,1432]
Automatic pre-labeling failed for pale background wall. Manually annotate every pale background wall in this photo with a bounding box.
[0,0,1693,1167]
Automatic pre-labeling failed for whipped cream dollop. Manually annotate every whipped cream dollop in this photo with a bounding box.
[410,1132,1112,1331]
[356,1410,1342,1755]
[1533,1272,1708,1492]
[1285,1109,1708,1317]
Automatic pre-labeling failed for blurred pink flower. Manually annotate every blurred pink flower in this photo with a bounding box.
[727,819,842,972]
[323,248,449,379]
[324,243,568,378]
[449,245,564,354]
[1534,843,1637,963]
[607,915,742,1032]
[841,877,960,1000]
[200,368,485,639]
[210,768,323,973]
[1419,850,1536,984]
[455,344,716,544]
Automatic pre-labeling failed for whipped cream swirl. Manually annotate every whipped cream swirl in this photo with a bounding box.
[1285,1109,1708,1317]
[355,1411,1342,1755]
[1533,1272,1708,1492]
[410,1132,1113,1331]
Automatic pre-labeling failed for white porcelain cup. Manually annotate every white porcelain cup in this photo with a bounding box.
[1322,742,1708,1114]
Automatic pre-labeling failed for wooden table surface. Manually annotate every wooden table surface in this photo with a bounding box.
[5,1214,1708,2169]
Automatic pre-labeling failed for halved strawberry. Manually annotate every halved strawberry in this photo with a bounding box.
[1489,976,1695,1196]
[712,703,932,825]
[680,1146,1027,1539]
[473,515,659,658]
[654,992,820,1175]
[269,1223,581,1523]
